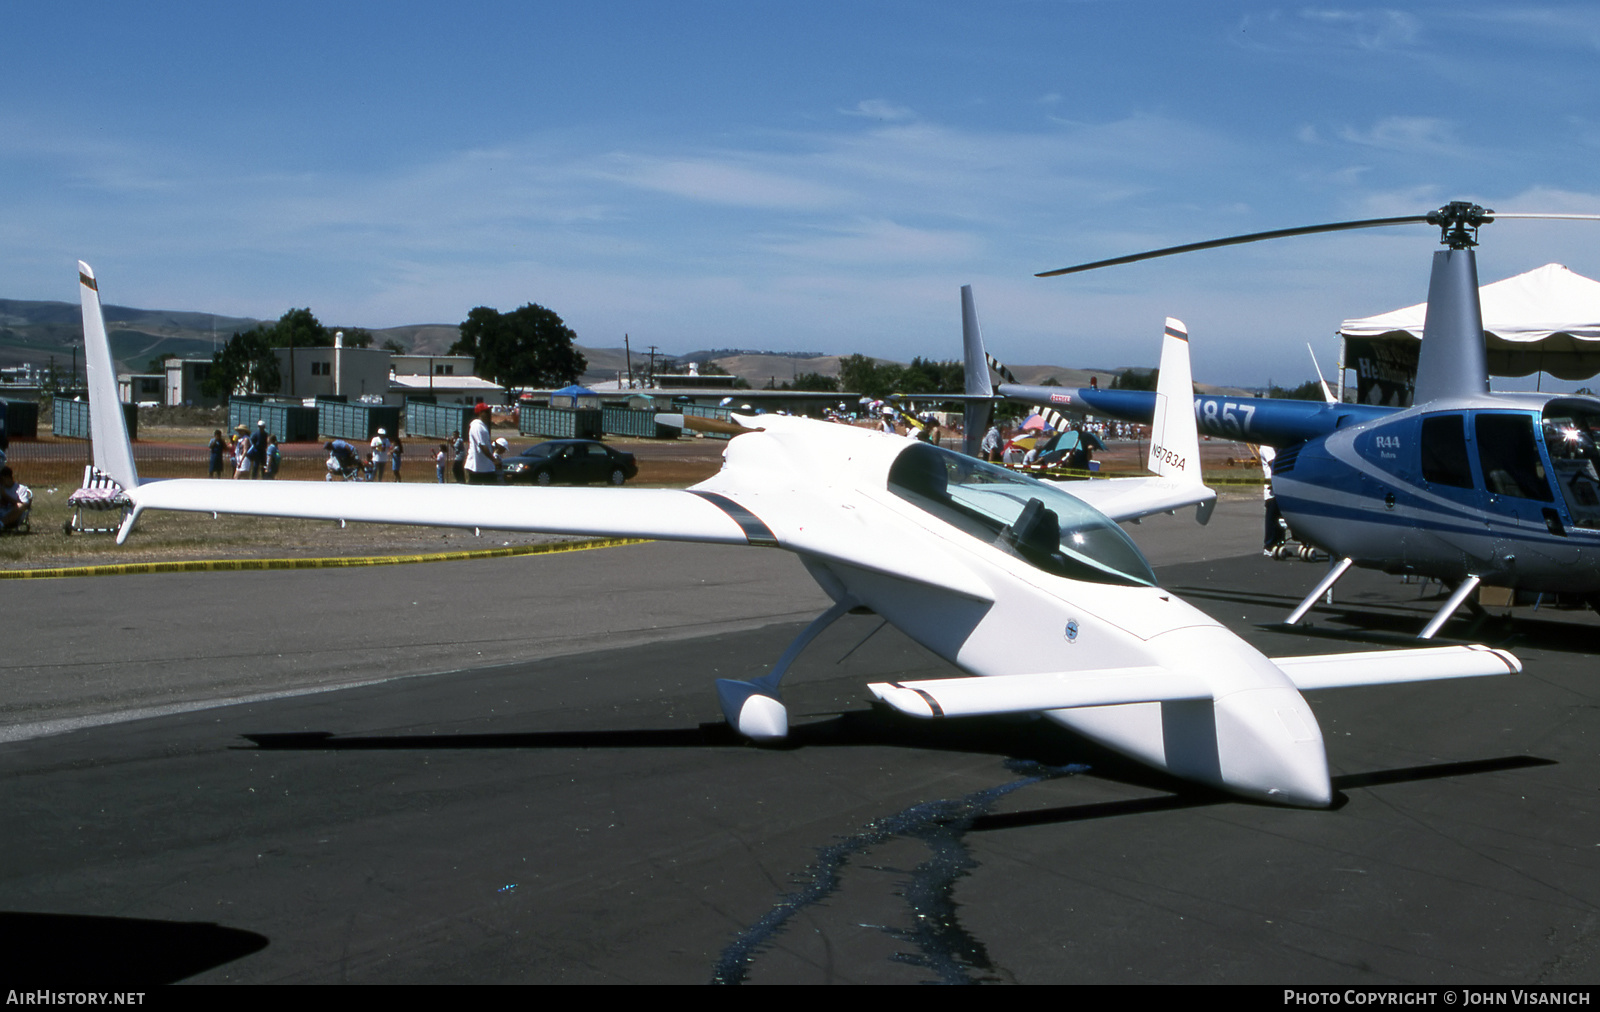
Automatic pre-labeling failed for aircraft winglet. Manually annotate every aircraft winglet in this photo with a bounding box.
[80,261,141,495]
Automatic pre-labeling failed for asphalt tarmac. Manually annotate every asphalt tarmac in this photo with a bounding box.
[2,498,1597,985]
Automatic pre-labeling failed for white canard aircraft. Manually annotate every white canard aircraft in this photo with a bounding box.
[77,264,1520,808]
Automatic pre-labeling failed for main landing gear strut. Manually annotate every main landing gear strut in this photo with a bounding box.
[715,597,859,741]
[1285,557,1484,640]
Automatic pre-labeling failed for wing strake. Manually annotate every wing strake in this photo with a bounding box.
[689,491,780,548]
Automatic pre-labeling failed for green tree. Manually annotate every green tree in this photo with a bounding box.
[203,326,281,397]
[1111,368,1157,392]
[451,304,588,396]
[1267,379,1326,401]
[792,371,839,393]
[270,308,330,349]
[837,354,904,399]
[899,357,964,395]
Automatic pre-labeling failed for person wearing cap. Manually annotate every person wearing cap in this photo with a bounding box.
[232,424,251,479]
[370,427,391,482]
[465,403,496,484]
[492,437,509,484]
[248,419,269,479]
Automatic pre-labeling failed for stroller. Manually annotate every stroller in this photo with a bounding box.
[324,440,367,481]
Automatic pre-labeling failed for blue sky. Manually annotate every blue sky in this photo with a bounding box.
[6,2,1600,386]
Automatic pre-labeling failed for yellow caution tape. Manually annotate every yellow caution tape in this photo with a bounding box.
[0,537,651,580]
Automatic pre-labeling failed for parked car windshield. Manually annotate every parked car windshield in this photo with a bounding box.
[886,442,1156,586]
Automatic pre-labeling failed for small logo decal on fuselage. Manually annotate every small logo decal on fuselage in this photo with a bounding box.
[1064,619,1079,643]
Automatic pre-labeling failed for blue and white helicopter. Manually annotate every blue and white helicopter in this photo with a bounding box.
[967,202,1600,639]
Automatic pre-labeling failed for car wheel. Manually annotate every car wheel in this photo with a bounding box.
[536,470,553,487]
[609,468,626,486]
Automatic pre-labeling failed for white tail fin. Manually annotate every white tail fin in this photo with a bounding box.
[1146,318,1201,484]
[960,285,994,457]
[79,261,140,491]
[1307,343,1336,404]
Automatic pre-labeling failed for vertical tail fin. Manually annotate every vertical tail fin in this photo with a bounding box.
[960,285,994,457]
[79,261,140,491]
[1307,343,1336,404]
[1413,248,1489,404]
[1147,318,1203,482]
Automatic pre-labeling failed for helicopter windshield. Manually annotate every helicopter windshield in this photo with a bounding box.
[886,442,1157,587]
[1541,404,1600,529]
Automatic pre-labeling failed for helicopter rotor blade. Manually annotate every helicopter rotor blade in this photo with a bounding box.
[1035,215,1429,277]
[1485,213,1600,222]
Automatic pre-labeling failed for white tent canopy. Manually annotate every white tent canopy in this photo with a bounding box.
[1340,263,1600,381]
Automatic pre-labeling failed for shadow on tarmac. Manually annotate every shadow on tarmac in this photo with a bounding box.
[242,713,1555,826]
[1,912,269,986]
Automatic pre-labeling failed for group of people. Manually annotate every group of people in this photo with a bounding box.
[320,403,503,484]
[323,428,406,482]
[209,421,282,479]
[981,421,1104,470]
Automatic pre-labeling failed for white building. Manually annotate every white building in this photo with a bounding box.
[275,338,392,402]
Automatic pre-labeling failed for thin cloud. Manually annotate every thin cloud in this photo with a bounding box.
[760,219,982,265]
[1237,8,1422,53]
[840,99,916,122]
[1336,116,1467,157]
[594,154,847,210]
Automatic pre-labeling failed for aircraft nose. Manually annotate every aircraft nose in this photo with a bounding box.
[1213,687,1332,808]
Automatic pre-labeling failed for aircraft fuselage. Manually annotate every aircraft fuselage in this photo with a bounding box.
[1274,394,1600,594]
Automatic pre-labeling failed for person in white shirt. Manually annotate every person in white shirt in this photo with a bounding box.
[370,428,391,482]
[465,405,497,484]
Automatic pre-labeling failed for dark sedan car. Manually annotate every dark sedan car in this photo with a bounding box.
[502,439,638,486]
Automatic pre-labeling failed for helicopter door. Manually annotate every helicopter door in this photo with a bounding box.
[1474,413,1562,537]
[1412,413,1493,567]
[1540,404,1600,531]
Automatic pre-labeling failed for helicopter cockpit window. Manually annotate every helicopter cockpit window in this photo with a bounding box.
[886,442,1157,587]
[1420,414,1473,489]
[1541,405,1600,529]
[1475,414,1555,503]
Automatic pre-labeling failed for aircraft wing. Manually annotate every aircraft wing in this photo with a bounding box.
[126,478,754,545]
[79,260,764,549]
[870,644,1518,719]
[1270,644,1520,689]
[1050,475,1217,525]
[869,666,1208,718]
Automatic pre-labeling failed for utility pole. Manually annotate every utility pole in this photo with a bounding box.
[624,333,634,389]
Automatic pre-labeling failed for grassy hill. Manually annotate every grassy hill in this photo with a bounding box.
[0,296,1194,394]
